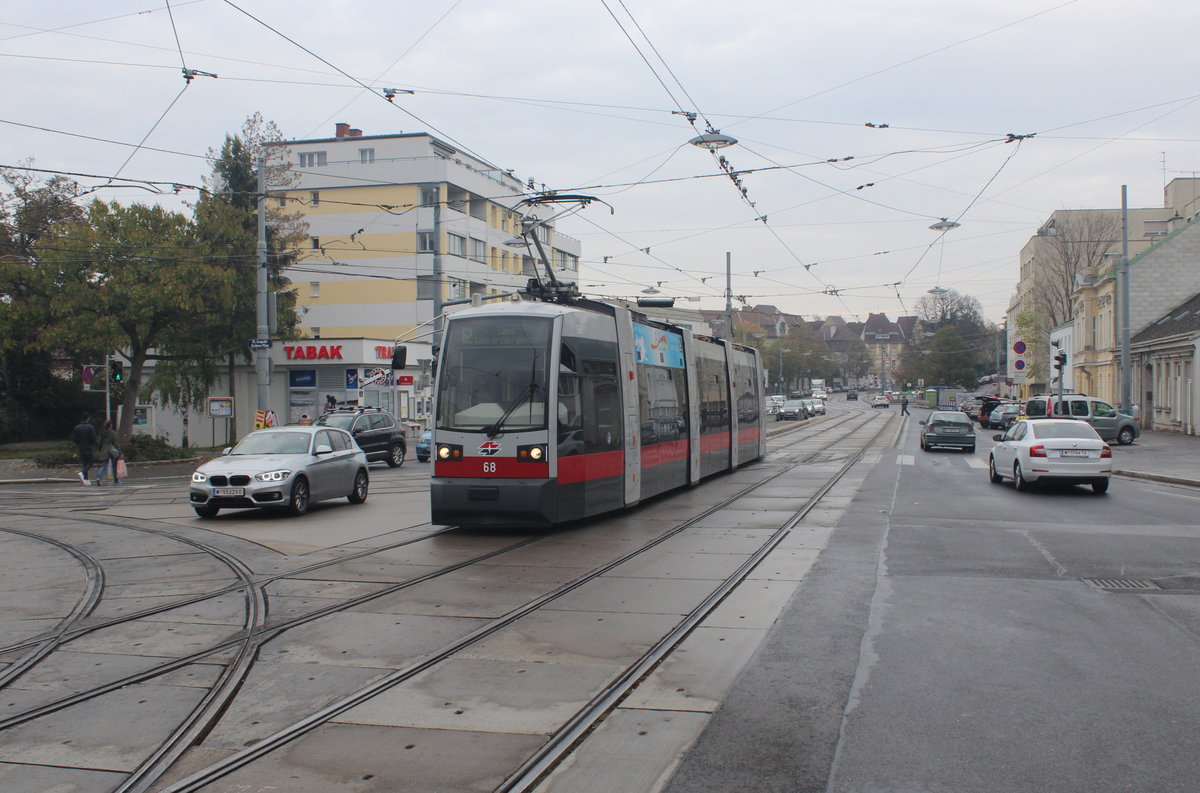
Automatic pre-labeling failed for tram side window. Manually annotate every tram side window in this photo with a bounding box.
[697,355,729,433]
[638,365,686,444]
[557,373,584,456]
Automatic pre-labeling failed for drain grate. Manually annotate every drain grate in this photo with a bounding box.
[1084,578,1159,591]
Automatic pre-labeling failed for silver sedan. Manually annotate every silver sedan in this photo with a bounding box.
[189,426,369,518]
[988,418,1112,494]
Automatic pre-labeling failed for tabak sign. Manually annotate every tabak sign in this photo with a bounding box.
[283,345,343,360]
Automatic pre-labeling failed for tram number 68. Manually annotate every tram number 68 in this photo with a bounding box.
[482,461,497,473]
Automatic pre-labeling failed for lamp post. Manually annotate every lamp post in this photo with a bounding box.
[779,347,790,394]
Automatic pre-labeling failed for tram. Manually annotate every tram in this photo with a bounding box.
[424,297,765,528]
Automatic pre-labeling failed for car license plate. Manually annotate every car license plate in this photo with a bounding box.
[212,487,245,496]
[1061,450,1088,457]
[942,427,961,433]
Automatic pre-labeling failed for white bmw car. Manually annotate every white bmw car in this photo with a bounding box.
[988,418,1112,494]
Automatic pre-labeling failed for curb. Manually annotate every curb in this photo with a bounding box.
[1113,470,1200,488]
[0,455,210,486]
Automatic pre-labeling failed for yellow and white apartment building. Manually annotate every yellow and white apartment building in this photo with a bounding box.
[272,124,582,425]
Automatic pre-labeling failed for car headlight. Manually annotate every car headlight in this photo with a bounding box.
[192,472,207,483]
[255,470,292,482]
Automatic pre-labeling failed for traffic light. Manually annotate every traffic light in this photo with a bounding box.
[111,360,124,383]
[1053,351,1067,372]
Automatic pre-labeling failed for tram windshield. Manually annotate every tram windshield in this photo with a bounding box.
[436,315,552,434]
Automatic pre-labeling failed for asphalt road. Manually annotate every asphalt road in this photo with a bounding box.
[665,403,1200,793]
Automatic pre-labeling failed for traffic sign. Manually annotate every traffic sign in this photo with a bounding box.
[248,338,272,350]
[1014,360,1026,371]
[1012,340,1026,355]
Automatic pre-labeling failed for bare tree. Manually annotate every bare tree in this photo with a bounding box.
[914,288,985,330]
[1035,212,1122,329]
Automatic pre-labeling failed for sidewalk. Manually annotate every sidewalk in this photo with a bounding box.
[0,454,212,485]
[1107,427,1200,488]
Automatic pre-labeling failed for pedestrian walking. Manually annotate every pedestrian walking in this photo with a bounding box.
[900,396,910,415]
[93,419,121,486]
[71,412,97,485]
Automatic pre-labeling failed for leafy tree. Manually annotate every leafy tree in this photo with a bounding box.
[0,166,97,441]
[917,327,979,388]
[13,200,243,443]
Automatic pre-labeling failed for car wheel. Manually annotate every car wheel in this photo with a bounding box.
[1013,462,1030,492]
[919,437,926,451]
[193,505,220,519]
[348,469,369,504]
[287,477,310,516]
[386,442,406,467]
[966,445,976,453]
[1117,426,1135,445]
[988,455,1003,483]
[1092,478,1110,495]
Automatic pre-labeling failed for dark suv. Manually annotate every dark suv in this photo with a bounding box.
[314,407,407,466]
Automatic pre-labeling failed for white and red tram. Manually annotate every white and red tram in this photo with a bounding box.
[428,298,765,528]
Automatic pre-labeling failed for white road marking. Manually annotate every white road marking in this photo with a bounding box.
[963,457,987,469]
[897,455,915,466]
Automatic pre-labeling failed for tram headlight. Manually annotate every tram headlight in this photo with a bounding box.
[437,444,462,460]
[517,444,546,462]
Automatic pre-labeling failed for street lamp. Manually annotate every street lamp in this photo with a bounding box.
[689,130,738,150]
[929,218,961,231]
[779,347,790,394]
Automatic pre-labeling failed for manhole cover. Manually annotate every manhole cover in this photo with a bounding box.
[1083,578,1159,591]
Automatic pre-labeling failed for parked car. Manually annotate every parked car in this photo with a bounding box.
[871,395,890,408]
[189,426,370,518]
[415,429,432,462]
[960,397,983,417]
[846,390,858,401]
[919,411,976,452]
[989,418,1112,494]
[313,406,407,466]
[1024,393,1140,445]
[971,396,1006,424]
[777,399,809,421]
[986,403,1024,430]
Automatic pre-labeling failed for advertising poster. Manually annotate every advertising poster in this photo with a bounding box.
[633,323,684,368]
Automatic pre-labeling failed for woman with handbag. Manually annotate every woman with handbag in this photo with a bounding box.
[94,419,122,486]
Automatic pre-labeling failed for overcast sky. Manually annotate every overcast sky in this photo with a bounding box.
[4,0,1199,324]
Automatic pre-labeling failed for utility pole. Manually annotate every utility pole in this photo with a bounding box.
[723,251,733,342]
[432,185,443,347]
[255,158,270,416]
[1119,185,1132,410]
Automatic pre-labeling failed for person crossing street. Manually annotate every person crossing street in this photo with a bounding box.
[71,412,97,485]
[900,395,910,415]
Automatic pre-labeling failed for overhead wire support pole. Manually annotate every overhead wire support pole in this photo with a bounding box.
[724,252,733,342]
[255,158,270,418]
[1120,184,1132,411]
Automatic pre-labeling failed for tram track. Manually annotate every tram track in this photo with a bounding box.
[0,408,892,793]
[154,409,893,793]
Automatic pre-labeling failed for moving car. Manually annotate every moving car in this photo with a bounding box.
[1024,393,1140,445]
[314,406,407,466]
[415,429,432,462]
[871,395,890,408]
[803,398,825,416]
[988,418,1111,494]
[189,426,370,518]
[846,390,858,401]
[777,399,809,421]
[811,390,829,401]
[919,411,976,452]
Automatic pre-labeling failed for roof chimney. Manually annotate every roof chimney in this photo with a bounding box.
[335,122,350,138]
[349,128,363,137]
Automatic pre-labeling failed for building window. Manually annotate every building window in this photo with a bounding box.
[447,233,466,257]
[308,191,319,207]
[311,327,320,338]
[470,238,487,263]
[359,148,375,164]
[310,281,320,298]
[311,236,320,250]
[420,186,439,206]
[417,275,436,300]
[298,151,327,167]
[277,196,287,208]
[417,231,435,253]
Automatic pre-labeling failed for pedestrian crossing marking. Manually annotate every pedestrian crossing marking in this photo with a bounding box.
[963,457,987,469]
[897,455,915,465]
